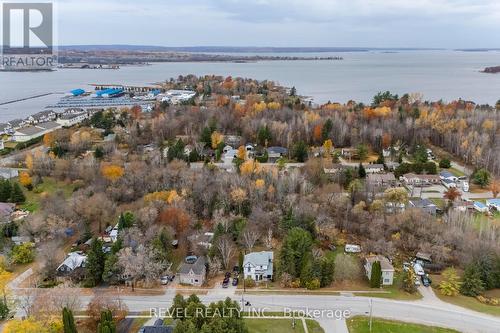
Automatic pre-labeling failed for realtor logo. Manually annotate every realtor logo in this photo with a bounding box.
[1,2,56,70]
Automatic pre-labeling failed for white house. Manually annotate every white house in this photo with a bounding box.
[11,121,61,142]
[243,251,274,282]
[474,201,488,213]
[57,112,89,127]
[364,164,385,174]
[442,179,457,189]
[223,148,238,165]
[364,255,395,286]
[486,199,500,211]
[27,110,57,124]
[57,252,87,274]
[439,171,458,182]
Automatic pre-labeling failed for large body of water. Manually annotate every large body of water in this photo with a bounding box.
[1,50,500,122]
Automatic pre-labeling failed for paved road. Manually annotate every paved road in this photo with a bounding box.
[69,292,500,333]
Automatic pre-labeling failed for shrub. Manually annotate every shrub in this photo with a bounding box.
[439,159,451,168]
[305,278,320,290]
[10,243,35,264]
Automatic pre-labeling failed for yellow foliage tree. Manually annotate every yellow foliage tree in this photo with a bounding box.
[253,101,267,113]
[100,164,125,182]
[482,119,495,131]
[42,132,55,147]
[144,190,181,204]
[255,179,265,189]
[3,318,62,333]
[211,131,224,149]
[19,171,32,188]
[323,139,333,156]
[240,159,262,175]
[236,146,247,160]
[25,153,33,170]
[267,102,281,110]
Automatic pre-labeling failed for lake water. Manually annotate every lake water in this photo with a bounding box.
[1,50,500,122]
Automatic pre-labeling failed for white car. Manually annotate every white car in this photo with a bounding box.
[413,263,425,276]
[462,181,469,192]
[344,244,361,253]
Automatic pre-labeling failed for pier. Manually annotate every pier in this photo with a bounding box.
[0,93,53,106]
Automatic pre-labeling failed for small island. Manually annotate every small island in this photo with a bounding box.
[482,66,500,73]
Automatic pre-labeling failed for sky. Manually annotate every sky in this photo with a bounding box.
[53,0,500,48]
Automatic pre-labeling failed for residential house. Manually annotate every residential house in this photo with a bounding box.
[439,171,458,182]
[188,232,214,249]
[341,148,357,159]
[179,256,206,286]
[473,201,488,213]
[323,164,348,175]
[409,198,438,215]
[8,119,27,130]
[57,112,89,127]
[11,236,31,245]
[401,173,441,186]
[486,199,500,211]
[442,178,457,189]
[0,123,11,135]
[364,164,385,174]
[12,121,62,142]
[385,161,400,171]
[27,110,57,124]
[364,255,395,286]
[139,319,174,333]
[57,252,87,275]
[366,173,397,193]
[223,148,238,165]
[243,251,274,282]
[266,146,288,162]
[0,168,18,180]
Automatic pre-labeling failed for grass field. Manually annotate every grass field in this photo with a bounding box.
[21,177,77,212]
[245,318,306,333]
[430,274,500,317]
[346,316,459,333]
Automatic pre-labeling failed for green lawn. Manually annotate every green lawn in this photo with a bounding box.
[430,274,500,317]
[346,316,459,333]
[21,177,77,212]
[305,319,325,333]
[245,318,306,333]
[354,274,422,301]
[446,167,466,178]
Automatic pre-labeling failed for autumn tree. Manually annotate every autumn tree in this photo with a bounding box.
[489,179,500,198]
[19,171,33,190]
[444,187,461,204]
[101,164,125,182]
[158,207,190,235]
[473,168,490,188]
[438,268,461,296]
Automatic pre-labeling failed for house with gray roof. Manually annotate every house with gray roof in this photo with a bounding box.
[179,256,206,286]
[364,255,394,285]
[409,198,438,215]
[243,251,274,282]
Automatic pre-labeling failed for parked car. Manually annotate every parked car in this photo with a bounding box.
[222,277,230,288]
[225,272,232,279]
[413,262,425,276]
[169,274,175,282]
[160,276,170,285]
[232,277,239,286]
[421,275,432,287]
[462,181,469,192]
[344,244,361,253]
[185,255,198,264]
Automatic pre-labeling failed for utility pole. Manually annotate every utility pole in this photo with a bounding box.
[369,298,373,333]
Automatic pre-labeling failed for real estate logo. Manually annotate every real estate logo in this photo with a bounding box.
[1,1,56,71]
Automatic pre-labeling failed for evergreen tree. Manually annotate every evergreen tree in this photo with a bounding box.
[97,310,115,333]
[321,119,333,141]
[0,180,12,202]
[257,126,272,146]
[0,299,9,320]
[460,264,485,297]
[94,146,104,159]
[376,151,385,165]
[370,261,382,288]
[358,163,366,178]
[319,254,335,287]
[293,141,308,162]
[85,238,105,286]
[62,307,78,333]
[10,183,25,204]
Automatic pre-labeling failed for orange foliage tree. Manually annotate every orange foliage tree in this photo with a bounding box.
[19,171,32,189]
[158,207,190,234]
[100,164,125,182]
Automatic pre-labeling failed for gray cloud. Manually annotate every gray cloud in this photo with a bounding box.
[54,0,500,48]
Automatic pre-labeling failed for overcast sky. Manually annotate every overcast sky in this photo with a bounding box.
[55,0,500,48]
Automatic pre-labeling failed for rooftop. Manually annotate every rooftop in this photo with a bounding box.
[365,255,394,271]
[179,256,206,275]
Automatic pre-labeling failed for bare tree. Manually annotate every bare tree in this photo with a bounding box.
[265,228,273,249]
[241,227,259,250]
[216,236,235,270]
